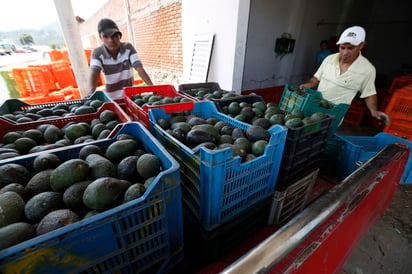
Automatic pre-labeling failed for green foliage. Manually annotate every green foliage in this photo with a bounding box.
[19,33,34,45]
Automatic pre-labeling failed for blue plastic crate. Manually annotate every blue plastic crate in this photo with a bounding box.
[0,91,114,117]
[338,132,412,184]
[148,101,287,231]
[0,122,183,273]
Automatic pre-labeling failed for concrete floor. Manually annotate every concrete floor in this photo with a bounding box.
[337,124,412,274]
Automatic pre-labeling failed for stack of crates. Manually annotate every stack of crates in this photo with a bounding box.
[48,60,77,89]
[0,122,184,273]
[383,84,412,139]
[343,98,367,126]
[148,101,287,266]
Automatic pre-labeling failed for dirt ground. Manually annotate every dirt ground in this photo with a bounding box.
[342,184,412,274]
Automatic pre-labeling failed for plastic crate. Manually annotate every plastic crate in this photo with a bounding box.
[0,122,183,273]
[383,119,412,140]
[178,82,221,100]
[383,87,412,122]
[318,134,345,175]
[148,101,287,231]
[279,85,349,134]
[12,67,51,97]
[0,102,129,140]
[343,104,367,126]
[183,198,271,270]
[388,74,412,94]
[0,91,113,117]
[49,60,77,89]
[124,85,195,128]
[268,168,319,225]
[0,70,20,98]
[213,94,265,112]
[276,114,334,189]
[338,133,412,184]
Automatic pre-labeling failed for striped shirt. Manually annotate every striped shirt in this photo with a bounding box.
[90,42,142,99]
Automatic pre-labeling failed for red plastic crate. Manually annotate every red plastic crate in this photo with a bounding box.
[383,87,412,122]
[388,74,412,94]
[383,119,412,140]
[343,101,367,126]
[0,102,129,139]
[124,85,195,128]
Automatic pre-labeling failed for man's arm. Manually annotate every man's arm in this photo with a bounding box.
[136,67,153,86]
[299,77,320,89]
[87,70,100,97]
[364,94,390,123]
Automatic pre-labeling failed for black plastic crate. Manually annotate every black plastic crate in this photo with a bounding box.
[269,168,318,225]
[182,198,271,272]
[276,114,335,189]
[213,94,265,112]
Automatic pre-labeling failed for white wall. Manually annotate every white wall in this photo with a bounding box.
[182,0,249,93]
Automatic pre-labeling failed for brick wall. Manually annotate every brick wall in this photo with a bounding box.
[79,0,183,85]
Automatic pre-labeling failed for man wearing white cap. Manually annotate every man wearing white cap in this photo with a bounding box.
[300,26,388,122]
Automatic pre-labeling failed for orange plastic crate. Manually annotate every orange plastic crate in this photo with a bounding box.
[12,67,50,97]
[384,86,412,121]
[49,60,77,89]
[383,119,412,140]
[28,64,59,91]
[388,74,412,94]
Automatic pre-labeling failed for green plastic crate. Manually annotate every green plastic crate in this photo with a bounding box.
[0,70,20,98]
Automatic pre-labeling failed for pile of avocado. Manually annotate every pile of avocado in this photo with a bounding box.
[157,113,272,162]
[0,109,121,160]
[131,93,192,107]
[0,133,162,250]
[221,100,327,129]
[182,87,239,100]
[1,99,105,123]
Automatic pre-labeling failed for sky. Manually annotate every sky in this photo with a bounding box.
[0,0,106,31]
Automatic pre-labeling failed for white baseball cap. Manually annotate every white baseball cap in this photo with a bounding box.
[336,26,366,46]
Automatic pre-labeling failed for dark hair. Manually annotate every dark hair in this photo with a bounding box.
[320,40,329,45]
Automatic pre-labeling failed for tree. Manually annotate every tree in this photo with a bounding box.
[19,33,34,45]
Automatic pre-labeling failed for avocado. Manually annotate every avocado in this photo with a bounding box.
[251,140,268,156]
[246,125,270,142]
[123,183,146,203]
[0,222,35,250]
[284,117,303,128]
[36,209,80,236]
[0,183,26,199]
[117,156,141,182]
[0,191,25,228]
[0,163,31,188]
[65,123,90,141]
[24,191,64,222]
[85,154,116,180]
[99,109,117,123]
[78,144,103,160]
[2,132,22,144]
[83,177,125,210]
[252,118,272,129]
[50,159,89,192]
[136,154,161,179]
[63,180,92,209]
[25,169,54,198]
[43,124,63,143]
[33,153,61,172]
[185,129,216,147]
[13,137,37,153]
[105,139,140,163]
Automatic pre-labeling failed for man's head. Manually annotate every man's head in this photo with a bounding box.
[336,26,366,63]
[98,18,122,37]
[336,26,365,46]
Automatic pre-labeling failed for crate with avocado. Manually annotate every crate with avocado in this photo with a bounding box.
[0,91,114,123]
[148,100,287,231]
[0,103,130,162]
[215,96,335,189]
[178,81,240,101]
[0,122,183,273]
[123,84,195,128]
[279,85,349,134]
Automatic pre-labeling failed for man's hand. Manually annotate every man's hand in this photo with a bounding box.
[370,109,391,125]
